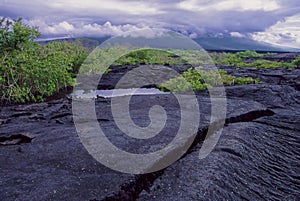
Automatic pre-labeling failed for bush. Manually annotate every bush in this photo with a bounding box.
[159,67,261,92]
[235,50,264,58]
[0,18,40,53]
[0,18,88,103]
[80,46,129,75]
[45,41,88,74]
[114,49,187,66]
[209,52,243,66]
[210,51,297,68]
[168,49,212,66]
[292,56,300,68]
[239,59,296,68]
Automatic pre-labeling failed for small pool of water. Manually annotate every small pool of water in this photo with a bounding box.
[72,88,169,99]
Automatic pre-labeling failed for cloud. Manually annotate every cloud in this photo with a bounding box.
[45,21,75,35]
[1,0,300,48]
[25,19,156,38]
[251,14,300,48]
[230,32,245,38]
[78,22,143,36]
[177,0,280,12]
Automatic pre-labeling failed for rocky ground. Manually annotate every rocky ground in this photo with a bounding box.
[0,54,300,200]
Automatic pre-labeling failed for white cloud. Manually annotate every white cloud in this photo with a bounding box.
[251,14,300,48]
[25,19,74,35]
[46,21,75,35]
[219,0,280,11]
[177,0,280,12]
[189,32,198,38]
[230,32,245,38]
[80,21,151,37]
[25,19,157,37]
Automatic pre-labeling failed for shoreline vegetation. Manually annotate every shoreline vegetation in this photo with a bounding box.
[1,18,300,104]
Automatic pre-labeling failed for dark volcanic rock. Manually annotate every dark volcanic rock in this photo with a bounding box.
[0,100,135,201]
[1,63,300,200]
[241,52,300,63]
[220,66,300,89]
[262,52,300,63]
[225,84,300,109]
[77,64,192,90]
[138,119,300,201]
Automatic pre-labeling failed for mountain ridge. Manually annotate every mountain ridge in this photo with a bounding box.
[37,36,300,52]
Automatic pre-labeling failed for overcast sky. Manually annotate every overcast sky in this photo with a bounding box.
[1,0,300,48]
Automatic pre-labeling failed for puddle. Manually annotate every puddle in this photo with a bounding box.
[72,88,169,99]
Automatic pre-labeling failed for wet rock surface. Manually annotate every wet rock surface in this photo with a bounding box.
[0,62,300,200]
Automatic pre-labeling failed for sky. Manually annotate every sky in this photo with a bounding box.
[1,0,300,48]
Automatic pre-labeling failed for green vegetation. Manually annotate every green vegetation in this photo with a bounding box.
[210,52,243,66]
[167,49,212,66]
[79,46,128,75]
[159,67,261,93]
[239,59,296,68]
[113,48,215,67]
[81,48,211,74]
[235,50,273,58]
[210,51,298,68]
[112,49,261,93]
[0,18,297,103]
[0,18,88,103]
[292,56,300,68]
[113,49,188,66]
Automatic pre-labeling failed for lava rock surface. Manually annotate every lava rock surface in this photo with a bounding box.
[0,59,299,200]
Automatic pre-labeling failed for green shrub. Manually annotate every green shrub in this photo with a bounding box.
[113,49,187,66]
[0,18,88,103]
[0,18,40,53]
[292,56,300,68]
[159,67,261,92]
[209,52,243,66]
[234,77,262,85]
[168,49,212,66]
[210,51,296,68]
[45,41,88,74]
[235,50,264,58]
[238,59,296,68]
[80,46,129,75]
